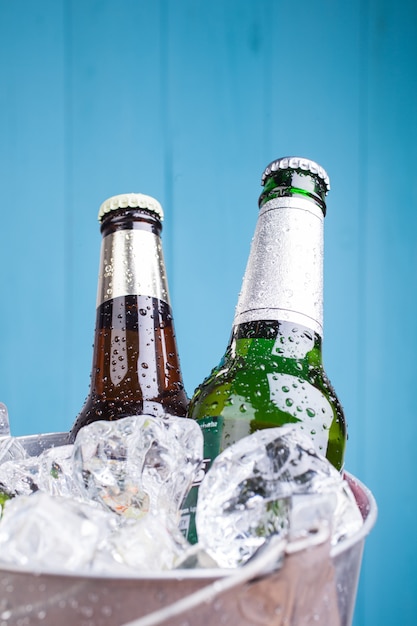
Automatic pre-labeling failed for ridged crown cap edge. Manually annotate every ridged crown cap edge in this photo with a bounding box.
[261,156,330,192]
[98,193,164,222]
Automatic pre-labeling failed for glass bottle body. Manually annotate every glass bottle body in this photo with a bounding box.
[182,319,346,543]
[70,206,188,440]
[189,319,345,471]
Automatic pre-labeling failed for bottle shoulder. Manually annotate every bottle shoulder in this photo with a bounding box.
[189,334,345,433]
[188,340,346,470]
[190,351,334,406]
[193,322,326,387]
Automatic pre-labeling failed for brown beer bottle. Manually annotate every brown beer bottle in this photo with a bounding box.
[69,193,188,441]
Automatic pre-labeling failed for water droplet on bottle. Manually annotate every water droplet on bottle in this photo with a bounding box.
[141,363,149,369]
[306,408,316,417]
[139,309,147,316]
[282,385,290,393]
[239,404,247,413]
[285,398,294,407]
[101,605,113,617]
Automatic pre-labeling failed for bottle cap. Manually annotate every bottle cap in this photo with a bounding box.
[261,156,330,193]
[98,193,164,222]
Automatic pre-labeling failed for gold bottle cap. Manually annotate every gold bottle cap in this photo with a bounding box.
[261,156,330,193]
[98,193,164,222]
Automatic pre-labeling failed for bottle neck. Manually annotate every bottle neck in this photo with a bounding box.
[97,213,170,308]
[233,196,324,338]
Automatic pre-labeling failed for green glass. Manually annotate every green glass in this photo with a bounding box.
[259,165,328,213]
[190,320,345,468]
[180,158,347,544]
[0,490,12,514]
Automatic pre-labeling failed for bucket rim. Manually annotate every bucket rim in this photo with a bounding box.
[331,471,378,558]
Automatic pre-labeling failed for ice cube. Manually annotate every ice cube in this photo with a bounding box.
[0,456,41,497]
[72,414,203,520]
[37,444,82,498]
[0,436,28,466]
[0,402,10,437]
[94,512,191,573]
[0,491,119,572]
[196,426,363,568]
[0,444,82,500]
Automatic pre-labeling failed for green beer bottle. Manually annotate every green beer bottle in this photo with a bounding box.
[181,156,347,543]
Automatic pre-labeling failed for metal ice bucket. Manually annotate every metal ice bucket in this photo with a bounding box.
[0,432,377,626]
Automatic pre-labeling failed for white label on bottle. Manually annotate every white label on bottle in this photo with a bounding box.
[97,229,170,306]
[178,512,190,537]
[266,372,333,455]
[234,197,324,336]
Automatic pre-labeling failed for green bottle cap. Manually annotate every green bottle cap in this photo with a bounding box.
[98,193,164,222]
[261,157,330,193]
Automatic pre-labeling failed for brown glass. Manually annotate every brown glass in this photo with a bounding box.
[69,208,188,441]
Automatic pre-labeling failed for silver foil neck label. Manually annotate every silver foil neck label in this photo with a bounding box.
[233,197,324,335]
[96,229,170,307]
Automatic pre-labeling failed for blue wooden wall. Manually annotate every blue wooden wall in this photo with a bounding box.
[1,1,416,624]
